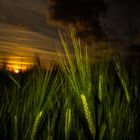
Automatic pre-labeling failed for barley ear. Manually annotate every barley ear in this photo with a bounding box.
[98,74,103,102]
[14,115,18,140]
[99,123,106,140]
[65,108,71,140]
[30,111,42,140]
[81,94,96,139]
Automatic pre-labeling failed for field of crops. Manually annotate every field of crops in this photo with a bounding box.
[0,30,140,140]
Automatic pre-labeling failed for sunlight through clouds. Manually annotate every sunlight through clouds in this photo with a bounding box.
[0,23,59,70]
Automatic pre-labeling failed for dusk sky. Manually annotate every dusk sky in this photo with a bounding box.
[0,0,59,69]
[0,0,140,70]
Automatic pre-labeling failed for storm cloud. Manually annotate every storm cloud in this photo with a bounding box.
[47,0,106,41]
[47,0,140,45]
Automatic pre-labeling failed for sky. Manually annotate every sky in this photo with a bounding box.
[0,0,140,70]
[104,0,140,43]
[0,0,59,69]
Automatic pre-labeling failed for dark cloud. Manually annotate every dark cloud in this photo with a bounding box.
[1,0,140,46]
[103,0,140,45]
[47,0,106,41]
[47,0,140,45]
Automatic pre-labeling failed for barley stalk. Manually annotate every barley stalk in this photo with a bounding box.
[115,58,131,103]
[65,108,71,140]
[98,74,103,102]
[99,123,106,140]
[30,111,42,140]
[14,115,18,140]
[81,94,96,139]
[121,78,130,103]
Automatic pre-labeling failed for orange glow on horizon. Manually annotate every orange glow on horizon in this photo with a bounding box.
[0,55,53,72]
[7,62,31,73]
[0,56,33,73]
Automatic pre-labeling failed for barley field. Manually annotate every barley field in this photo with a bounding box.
[0,29,140,140]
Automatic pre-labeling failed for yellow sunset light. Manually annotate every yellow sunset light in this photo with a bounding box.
[14,69,20,73]
[0,56,34,73]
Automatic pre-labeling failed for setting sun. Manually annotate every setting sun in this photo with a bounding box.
[14,69,20,73]
[8,63,28,73]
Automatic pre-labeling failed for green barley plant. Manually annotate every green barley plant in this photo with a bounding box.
[113,55,131,103]
[57,28,139,140]
[81,94,96,139]
[65,107,71,140]
[30,111,42,140]
[14,115,18,140]
[98,74,104,102]
[0,28,140,140]
[99,122,106,140]
[57,28,97,139]
[0,65,61,140]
